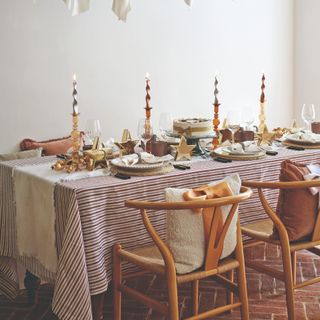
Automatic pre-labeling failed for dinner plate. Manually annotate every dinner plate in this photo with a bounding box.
[221,147,261,156]
[285,133,320,145]
[212,147,266,161]
[110,158,165,170]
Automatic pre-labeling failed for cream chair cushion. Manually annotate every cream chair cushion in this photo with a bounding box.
[0,148,42,162]
[165,173,241,274]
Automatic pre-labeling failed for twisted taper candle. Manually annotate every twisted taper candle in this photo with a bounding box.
[72,74,78,115]
[212,76,220,149]
[144,73,152,119]
[258,74,266,133]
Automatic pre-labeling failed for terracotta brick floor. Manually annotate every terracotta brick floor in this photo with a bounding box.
[1,244,320,319]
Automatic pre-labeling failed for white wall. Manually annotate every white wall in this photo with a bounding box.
[0,0,294,153]
[295,0,320,124]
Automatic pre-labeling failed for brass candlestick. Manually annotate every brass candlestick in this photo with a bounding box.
[258,74,266,133]
[212,76,220,149]
[52,74,86,173]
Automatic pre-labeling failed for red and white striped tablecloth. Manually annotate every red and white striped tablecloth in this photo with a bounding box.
[1,148,320,320]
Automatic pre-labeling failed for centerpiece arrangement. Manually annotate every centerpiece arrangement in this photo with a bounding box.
[52,71,320,175]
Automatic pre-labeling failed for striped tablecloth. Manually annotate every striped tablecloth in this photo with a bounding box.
[1,148,320,320]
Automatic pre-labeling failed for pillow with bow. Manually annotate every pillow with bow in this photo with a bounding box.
[165,173,241,274]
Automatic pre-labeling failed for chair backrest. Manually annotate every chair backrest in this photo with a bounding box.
[242,180,320,242]
[125,186,252,271]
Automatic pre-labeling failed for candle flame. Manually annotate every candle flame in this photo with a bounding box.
[73,74,77,82]
[145,72,150,80]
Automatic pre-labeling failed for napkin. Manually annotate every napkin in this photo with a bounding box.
[64,0,90,16]
[112,0,131,22]
[224,141,261,154]
[118,153,173,166]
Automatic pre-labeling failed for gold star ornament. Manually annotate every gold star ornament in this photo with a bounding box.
[257,125,277,146]
[115,129,139,155]
[174,136,196,161]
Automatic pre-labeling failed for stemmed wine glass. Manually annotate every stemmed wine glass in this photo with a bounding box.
[137,118,153,152]
[227,109,241,144]
[159,113,173,139]
[242,107,255,130]
[85,119,101,145]
[301,104,315,131]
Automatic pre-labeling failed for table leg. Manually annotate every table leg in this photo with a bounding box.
[91,291,106,320]
[24,270,41,305]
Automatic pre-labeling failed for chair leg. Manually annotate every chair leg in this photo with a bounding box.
[235,220,249,320]
[281,246,295,320]
[192,280,199,316]
[291,251,296,286]
[226,270,234,311]
[166,272,179,320]
[113,244,122,320]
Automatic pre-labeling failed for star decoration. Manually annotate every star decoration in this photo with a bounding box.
[115,129,138,155]
[174,136,196,161]
[257,125,277,146]
[115,140,138,155]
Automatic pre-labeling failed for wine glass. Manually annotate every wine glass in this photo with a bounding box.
[301,104,315,131]
[227,109,241,144]
[242,107,255,130]
[137,118,153,152]
[159,113,173,139]
[85,119,101,145]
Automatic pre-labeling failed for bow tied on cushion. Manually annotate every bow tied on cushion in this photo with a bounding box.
[183,181,234,269]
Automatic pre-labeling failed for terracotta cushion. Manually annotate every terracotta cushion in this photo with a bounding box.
[273,160,318,241]
[20,136,73,156]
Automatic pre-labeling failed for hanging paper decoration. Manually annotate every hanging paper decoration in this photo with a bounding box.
[62,0,192,21]
[63,0,90,16]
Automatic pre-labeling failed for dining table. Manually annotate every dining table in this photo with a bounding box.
[1,147,320,320]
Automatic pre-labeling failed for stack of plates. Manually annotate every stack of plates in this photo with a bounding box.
[110,158,174,176]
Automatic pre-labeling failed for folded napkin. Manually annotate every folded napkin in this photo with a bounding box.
[118,153,173,166]
[223,141,261,154]
[14,163,109,273]
[112,0,131,22]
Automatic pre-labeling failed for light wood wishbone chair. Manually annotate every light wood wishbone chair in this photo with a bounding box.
[113,186,252,320]
[241,179,320,320]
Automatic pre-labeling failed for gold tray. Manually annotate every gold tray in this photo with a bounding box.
[111,164,174,176]
[211,147,266,161]
[282,140,320,149]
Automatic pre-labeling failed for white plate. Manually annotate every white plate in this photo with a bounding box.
[111,158,165,170]
[221,147,261,156]
[285,133,320,145]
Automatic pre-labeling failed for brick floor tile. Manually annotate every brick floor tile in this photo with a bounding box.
[305,303,320,320]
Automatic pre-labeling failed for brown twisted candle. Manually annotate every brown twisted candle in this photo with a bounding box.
[258,74,266,133]
[212,76,220,149]
[144,73,152,119]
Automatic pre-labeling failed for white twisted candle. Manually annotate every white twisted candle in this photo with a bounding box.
[72,74,78,115]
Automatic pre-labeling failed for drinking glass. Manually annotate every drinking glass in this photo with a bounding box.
[242,107,255,130]
[301,104,315,131]
[137,118,153,152]
[85,119,101,144]
[159,113,173,138]
[227,109,241,144]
